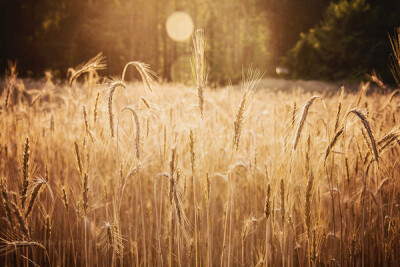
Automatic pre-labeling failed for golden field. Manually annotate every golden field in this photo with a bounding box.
[1,33,400,266]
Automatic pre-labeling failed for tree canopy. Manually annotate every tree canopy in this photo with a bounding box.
[284,0,400,82]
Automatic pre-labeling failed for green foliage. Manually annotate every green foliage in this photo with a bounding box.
[284,0,400,81]
[257,0,331,70]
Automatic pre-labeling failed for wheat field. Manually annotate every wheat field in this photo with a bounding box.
[1,31,400,267]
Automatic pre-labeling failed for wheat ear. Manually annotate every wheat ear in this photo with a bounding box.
[11,202,29,239]
[325,127,344,160]
[191,29,207,118]
[233,68,262,150]
[0,180,14,227]
[107,79,126,138]
[82,173,89,216]
[61,186,69,212]
[119,106,141,159]
[21,137,30,209]
[348,109,379,163]
[93,91,100,123]
[293,96,321,150]
[74,142,83,177]
[25,178,46,219]
[121,61,157,92]
[69,53,106,86]
[83,106,94,142]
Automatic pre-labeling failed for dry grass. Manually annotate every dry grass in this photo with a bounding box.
[1,33,400,267]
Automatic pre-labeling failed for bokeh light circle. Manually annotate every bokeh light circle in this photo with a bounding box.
[166,12,194,42]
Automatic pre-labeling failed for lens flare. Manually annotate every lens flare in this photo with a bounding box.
[166,12,194,42]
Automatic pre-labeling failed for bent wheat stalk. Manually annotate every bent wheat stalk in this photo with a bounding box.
[117,106,141,160]
[325,127,344,161]
[348,109,379,164]
[25,178,46,219]
[121,61,157,92]
[293,96,322,150]
[107,79,126,138]
[69,53,106,86]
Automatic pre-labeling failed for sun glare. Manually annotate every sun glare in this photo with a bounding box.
[166,11,194,42]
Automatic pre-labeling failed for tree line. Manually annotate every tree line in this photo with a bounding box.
[0,0,399,84]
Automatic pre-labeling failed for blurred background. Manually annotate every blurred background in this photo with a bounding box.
[0,0,399,84]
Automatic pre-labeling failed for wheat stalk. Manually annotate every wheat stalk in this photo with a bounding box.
[0,180,14,228]
[293,96,321,150]
[366,69,386,91]
[139,97,151,110]
[11,202,29,239]
[345,157,350,185]
[348,109,379,163]
[121,61,157,92]
[69,53,106,86]
[82,173,89,216]
[389,28,400,87]
[305,170,314,240]
[20,137,30,209]
[83,106,94,142]
[3,61,17,108]
[334,100,341,132]
[93,92,100,124]
[264,184,271,219]
[118,106,141,159]
[280,178,285,265]
[45,214,51,243]
[292,101,296,129]
[74,142,83,177]
[325,127,344,160]
[99,222,124,256]
[61,186,69,212]
[107,79,126,138]
[0,238,46,257]
[192,29,207,118]
[233,68,262,150]
[24,178,46,219]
